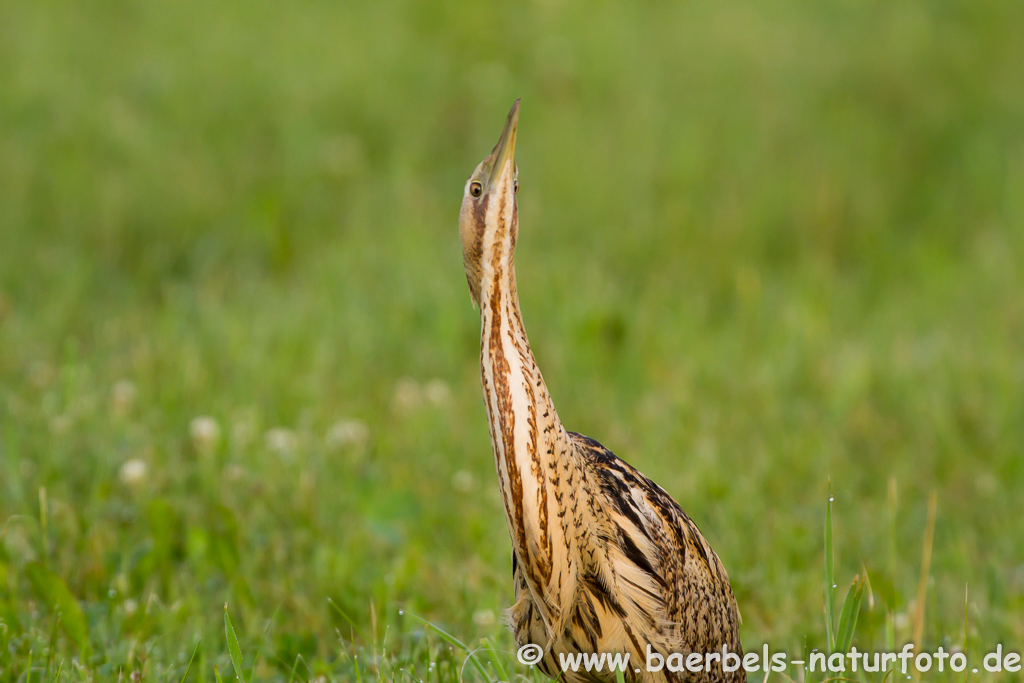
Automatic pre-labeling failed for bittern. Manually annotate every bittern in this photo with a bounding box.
[459,100,744,683]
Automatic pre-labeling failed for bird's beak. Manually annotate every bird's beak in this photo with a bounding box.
[486,99,519,192]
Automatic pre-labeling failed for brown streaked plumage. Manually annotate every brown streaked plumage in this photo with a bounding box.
[459,100,744,683]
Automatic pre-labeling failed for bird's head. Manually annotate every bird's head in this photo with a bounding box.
[459,99,520,307]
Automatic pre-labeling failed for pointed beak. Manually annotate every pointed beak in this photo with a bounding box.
[486,99,519,191]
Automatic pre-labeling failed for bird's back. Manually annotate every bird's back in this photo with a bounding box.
[509,432,743,683]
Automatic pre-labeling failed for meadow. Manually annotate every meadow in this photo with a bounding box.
[1,1,1023,680]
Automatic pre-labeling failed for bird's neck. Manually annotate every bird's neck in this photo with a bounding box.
[479,248,575,620]
[479,262,567,456]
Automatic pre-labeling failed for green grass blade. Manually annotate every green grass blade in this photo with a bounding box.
[286,655,301,683]
[480,636,511,682]
[824,483,836,653]
[179,638,201,683]
[245,603,280,682]
[885,610,895,653]
[327,598,369,641]
[224,604,247,683]
[402,610,491,681]
[886,477,898,653]
[213,666,224,683]
[24,562,89,654]
[50,658,63,682]
[835,574,864,654]
[963,584,969,683]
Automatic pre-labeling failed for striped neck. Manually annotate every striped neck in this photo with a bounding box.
[478,242,570,608]
[479,250,567,478]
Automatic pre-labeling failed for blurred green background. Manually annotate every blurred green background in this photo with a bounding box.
[1,1,1022,680]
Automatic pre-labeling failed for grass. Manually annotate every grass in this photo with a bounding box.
[1,0,1023,680]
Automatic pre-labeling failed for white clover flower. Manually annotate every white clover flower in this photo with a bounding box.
[49,414,72,435]
[320,134,364,179]
[189,416,221,453]
[224,464,247,482]
[472,609,496,627]
[392,377,421,414]
[326,419,369,449]
[452,470,476,492]
[265,427,297,459]
[231,408,258,448]
[975,472,998,494]
[111,379,137,417]
[424,378,452,407]
[119,459,148,486]
[28,361,54,389]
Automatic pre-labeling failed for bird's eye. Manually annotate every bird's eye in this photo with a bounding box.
[469,182,483,197]
[514,180,519,194]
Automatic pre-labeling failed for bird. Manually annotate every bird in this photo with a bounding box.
[458,99,745,683]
